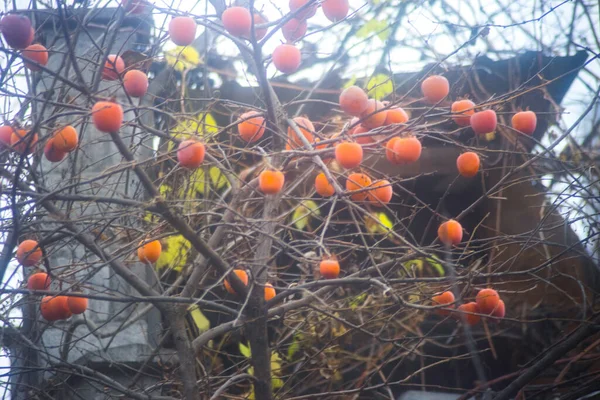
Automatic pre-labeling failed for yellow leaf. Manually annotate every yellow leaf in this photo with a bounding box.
[188,304,210,333]
[209,166,229,190]
[143,211,157,223]
[367,73,394,100]
[292,200,321,231]
[159,183,172,196]
[364,211,393,235]
[187,168,207,195]
[271,351,283,389]
[426,256,445,276]
[165,46,202,72]
[342,75,357,90]
[403,258,424,276]
[239,342,251,358]
[356,19,390,42]
[169,112,219,152]
[402,257,445,278]
[243,345,283,398]
[155,235,191,272]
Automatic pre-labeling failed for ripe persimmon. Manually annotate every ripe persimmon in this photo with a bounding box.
[177,140,205,169]
[0,14,33,49]
[91,101,123,133]
[10,129,38,154]
[224,269,249,294]
[451,99,476,127]
[384,107,409,125]
[319,259,340,279]
[53,125,78,152]
[456,152,480,178]
[385,137,402,164]
[512,110,537,135]
[282,18,307,42]
[27,272,50,290]
[273,44,301,74]
[335,142,363,169]
[432,291,455,316]
[0,125,14,148]
[289,0,318,20]
[16,240,42,266]
[457,302,480,325]
[421,75,449,104]
[40,296,60,321]
[123,70,149,97]
[259,170,285,194]
[438,219,463,246]
[392,136,421,164]
[169,16,197,46]
[249,13,268,41]
[102,54,124,80]
[476,288,501,315]
[360,99,387,129]
[315,172,335,197]
[67,294,88,314]
[22,44,48,71]
[238,111,265,143]
[137,240,162,263]
[41,295,71,321]
[470,109,497,135]
[264,283,276,301]
[222,7,252,38]
[287,117,314,149]
[350,124,374,145]
[322,0,349,22]
[491,299,506,321]
[367,180,392,207]
[346,172,372,201]
[339,86,368,116]
[44,138,67,162]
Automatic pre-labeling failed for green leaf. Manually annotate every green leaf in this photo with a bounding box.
[239,342,251,358]
[356,19,390,42]
[367,73,394,100]
[287,331,303,361]
[349,292,368,311]
[292,200,321,231]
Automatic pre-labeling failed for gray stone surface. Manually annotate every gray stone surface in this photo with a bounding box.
[12,7,164,399]
[397,390,460,400]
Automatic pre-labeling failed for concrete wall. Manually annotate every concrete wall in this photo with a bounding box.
[12,7,164,399]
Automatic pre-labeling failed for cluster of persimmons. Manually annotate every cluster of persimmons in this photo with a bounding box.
[1,1,535,322]
[17,240,88,321]
[432,288,506,325]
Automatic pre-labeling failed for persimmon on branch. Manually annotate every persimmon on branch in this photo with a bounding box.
[1,0,598,399]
